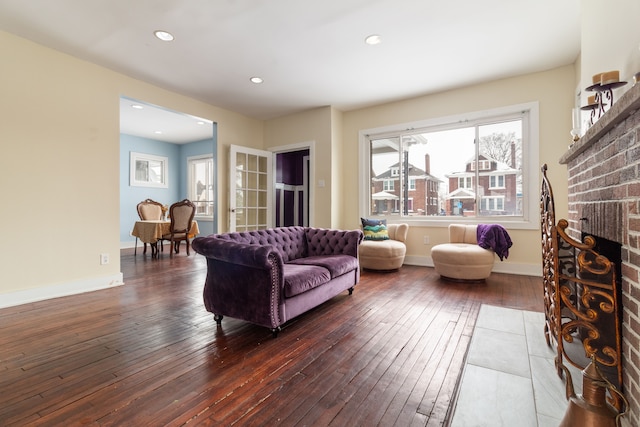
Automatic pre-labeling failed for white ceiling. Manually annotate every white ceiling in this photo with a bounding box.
[119,97,214,144]
[0,0,580,143]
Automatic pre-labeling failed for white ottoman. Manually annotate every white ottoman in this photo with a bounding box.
[431,242,495,280]
[431,224,498,281]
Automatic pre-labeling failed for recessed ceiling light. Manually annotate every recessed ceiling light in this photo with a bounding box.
[154,130,163,135]
[131,104,144,110]
[250,77,264,84]
[365,34,382,45]
[196,121,205,125]
[154,30,174,42]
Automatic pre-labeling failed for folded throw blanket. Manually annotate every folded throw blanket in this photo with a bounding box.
[477,224,513,261]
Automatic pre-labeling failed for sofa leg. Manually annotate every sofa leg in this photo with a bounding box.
[213,314,223,325]
[271,327,281,338]
[348,287,354,295]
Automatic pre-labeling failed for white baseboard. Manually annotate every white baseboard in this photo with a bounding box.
[403,255,542,277]
[0,273,124,309]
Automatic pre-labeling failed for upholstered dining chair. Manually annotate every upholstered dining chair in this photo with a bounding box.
[137,198,163,221]
[135,198,164,255]
[160,199,196,257]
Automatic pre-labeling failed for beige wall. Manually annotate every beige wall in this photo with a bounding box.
[263,106,334,228]
[340,65,577,274]
[0,30,262,304]
[581,0,640,97]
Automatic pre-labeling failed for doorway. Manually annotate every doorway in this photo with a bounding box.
[271,141,314,228]
[275,149,309,227]
[119,96,217,247]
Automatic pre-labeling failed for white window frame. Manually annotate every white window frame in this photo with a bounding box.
[358,102,539,230]
[481,196,505,211]
[489,174,506,189]
[458,176,473,189]
[409,178,416,191]
[383,180,395,191]
[130,152,168,188]
[188,154,215,220]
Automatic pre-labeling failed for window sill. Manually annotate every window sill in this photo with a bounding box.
[384,216,537,231]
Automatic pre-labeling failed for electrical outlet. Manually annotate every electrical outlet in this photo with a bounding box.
[423,235,430,244]
[100,253,109,265]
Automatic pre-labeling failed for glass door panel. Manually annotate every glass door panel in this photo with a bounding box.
[229,145,273,231]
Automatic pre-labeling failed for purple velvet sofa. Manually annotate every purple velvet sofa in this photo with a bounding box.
[192,226,363,336]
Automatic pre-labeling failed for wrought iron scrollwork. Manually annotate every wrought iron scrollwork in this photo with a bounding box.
[540,164,623,410]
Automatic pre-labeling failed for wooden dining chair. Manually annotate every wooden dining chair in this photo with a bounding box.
[160,199,196,257]
[135,198,164,255]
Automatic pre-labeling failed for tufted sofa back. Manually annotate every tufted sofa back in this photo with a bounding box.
[215,226,307,263]
[305,227,361,258]
[214,226,362,263]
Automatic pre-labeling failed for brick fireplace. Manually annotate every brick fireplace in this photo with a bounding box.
[560,81,640,426]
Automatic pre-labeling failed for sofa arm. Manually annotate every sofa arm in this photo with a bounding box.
[192,236,285,329]
[305,228,364,258]
[192,236,281,270]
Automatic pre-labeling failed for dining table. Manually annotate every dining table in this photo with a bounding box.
[131,220,200,256]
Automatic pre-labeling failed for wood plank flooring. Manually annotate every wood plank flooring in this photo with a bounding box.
[0,249,542,426]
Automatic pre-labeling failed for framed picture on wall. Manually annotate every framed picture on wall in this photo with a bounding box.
[130,152,168,188]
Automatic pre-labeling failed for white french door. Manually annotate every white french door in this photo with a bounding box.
[229,144,273,232]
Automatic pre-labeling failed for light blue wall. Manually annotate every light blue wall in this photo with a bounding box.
[119,131,217,245]
[120,134,180,244]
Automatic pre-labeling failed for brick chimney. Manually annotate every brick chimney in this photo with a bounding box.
[559,82,640,426]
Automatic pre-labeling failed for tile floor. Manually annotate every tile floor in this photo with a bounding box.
[449,304,583,427]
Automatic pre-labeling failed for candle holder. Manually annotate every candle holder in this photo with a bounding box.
[581,99,604,128]
[585,79,627,121]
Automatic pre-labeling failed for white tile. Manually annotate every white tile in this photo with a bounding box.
[524,316,556,360]
[467,327,531,378]
[450,364,537,427]
[529,355,570,419]
[523,310,545,325]
[451,307,587,427]
[476,304,525,335]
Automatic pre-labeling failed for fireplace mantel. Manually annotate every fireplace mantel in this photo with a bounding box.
[560,81,640,164]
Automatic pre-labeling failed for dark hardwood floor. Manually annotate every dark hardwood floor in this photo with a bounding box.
[0,249,542,426]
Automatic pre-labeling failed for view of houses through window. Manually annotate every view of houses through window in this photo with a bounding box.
[368,114,524,219]
[188,155,215,218]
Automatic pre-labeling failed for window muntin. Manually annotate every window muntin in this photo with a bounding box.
[188,155,214,219]
[458,176,473,189]
[365,111,525,220]
[481,196,505,212]
[489,175,505,188]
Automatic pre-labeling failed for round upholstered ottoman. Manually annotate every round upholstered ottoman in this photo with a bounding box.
[359,239,407,270]
[431,243,495,281]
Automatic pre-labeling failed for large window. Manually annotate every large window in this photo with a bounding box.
[360,103,538,227]
[188,155,214,219]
